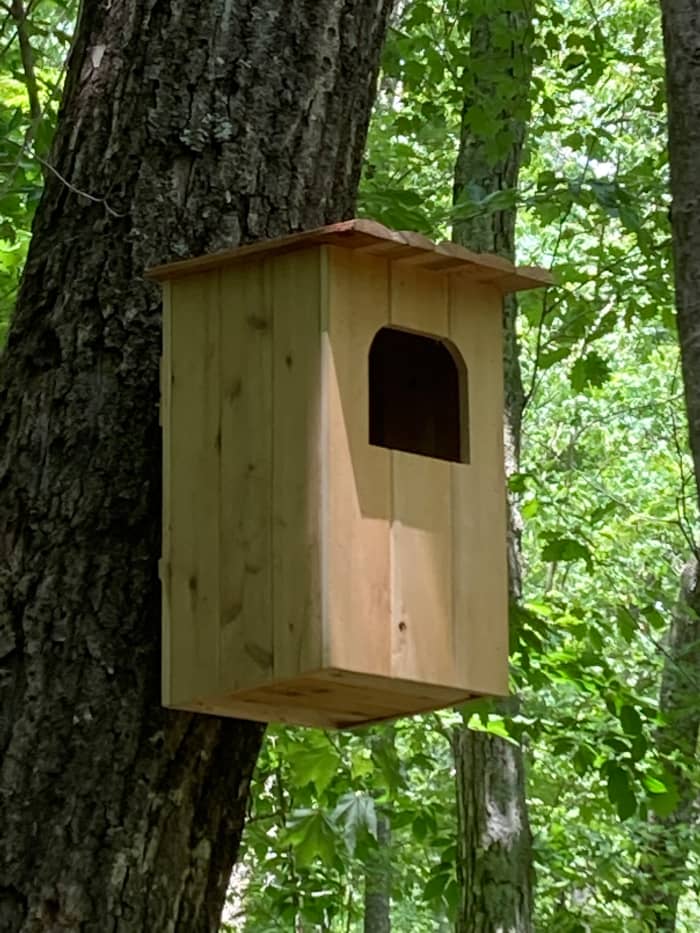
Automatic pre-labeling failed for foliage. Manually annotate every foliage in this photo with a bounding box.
[233,0,699,930]
[224,720,463,932]
[0,0,75,341]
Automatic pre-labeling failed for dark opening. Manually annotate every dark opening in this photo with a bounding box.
[369,326,469,463]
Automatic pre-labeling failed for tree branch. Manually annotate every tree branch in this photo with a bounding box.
[10,0,41,126]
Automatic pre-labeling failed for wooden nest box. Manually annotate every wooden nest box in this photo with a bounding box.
[149,219,551,728]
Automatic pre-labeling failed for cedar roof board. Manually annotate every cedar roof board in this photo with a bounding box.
[146,218,554,294]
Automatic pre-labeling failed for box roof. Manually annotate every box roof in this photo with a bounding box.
[147,218,553,293]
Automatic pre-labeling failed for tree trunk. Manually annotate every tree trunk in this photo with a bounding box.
[660,0,700,500]
[0,2,392,930]
[648,5,700,928]
[363,811,391,933]
[453,729,532,933]
[451,4,535,931]
[639,558,700,931]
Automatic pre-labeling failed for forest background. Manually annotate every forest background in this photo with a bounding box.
[0,0,698,931]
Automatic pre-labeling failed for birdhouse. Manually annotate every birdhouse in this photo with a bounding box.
[149,219,551,728]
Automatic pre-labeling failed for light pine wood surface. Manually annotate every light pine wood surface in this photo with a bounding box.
[159,226,547,726]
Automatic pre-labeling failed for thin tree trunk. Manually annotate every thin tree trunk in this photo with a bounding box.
[660,0,700,500]
[364,812,391,933]
[0,2,392,930]
[647,5,700,928]
[639,558,700,930]
[451,4,535,931]
[452,728,532,933]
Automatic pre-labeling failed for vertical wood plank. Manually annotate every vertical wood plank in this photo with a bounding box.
[389,267,455,684]
[449,278,509,695]
[166,271,221,705]
[271,250,323,680]
[322,247,392,676]
[218,261,274,691]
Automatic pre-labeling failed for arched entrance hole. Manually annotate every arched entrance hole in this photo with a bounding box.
[368,326,469,464]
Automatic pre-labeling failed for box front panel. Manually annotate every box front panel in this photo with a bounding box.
[388,266,457,686]
[448,279,508,695]
[323,247,393,677]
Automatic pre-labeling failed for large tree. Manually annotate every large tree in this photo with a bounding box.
[451,2,536,930]
[0,2,392,929]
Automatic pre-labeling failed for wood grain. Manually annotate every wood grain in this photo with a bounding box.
[270,250,324,680]
[322,247,392,676]
[147,218,553,292]
[449,279,509,696]
[218,261,274,691]
[165,271,221,705]
[388,266,456,685]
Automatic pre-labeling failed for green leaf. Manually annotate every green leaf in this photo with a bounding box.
[508,472,531,493]
[619,705,643,737]
[619,203,642,232]
[409,1,432,25]
[0,221,16,244]
[573,745,595,775]
[616,607,636,643]
[642,775,667,794]
[288,737,341,796]
[563,131,584,151]
[648,794,678,818]
[285,809,339,867]
[332,792,377,854]
[570,352,611,392]
[631,735,648,762]
[646,776,680,816]
[541,97,556,118]
[412,813,430,842]
[538,345,573,369]
[541,536,594,570]
[544,31,561,52]
[424,871,450,902]
[521,498,540,519]
[562,51,587,71]
[642,604,667,630]
[606,765,637,820]
[371,739,405,793]
[350,748,374,780]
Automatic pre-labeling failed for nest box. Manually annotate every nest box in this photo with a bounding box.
[149,219,551,728]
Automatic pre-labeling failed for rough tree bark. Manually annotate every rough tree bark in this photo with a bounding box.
[661,0,700,499]
[451,4,535,931]
[363,811,391,933]
[0,2,392,930]
[452,729,532,933]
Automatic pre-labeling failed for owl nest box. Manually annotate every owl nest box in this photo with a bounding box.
[149,219,551,728]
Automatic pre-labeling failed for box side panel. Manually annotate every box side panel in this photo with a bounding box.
[218,262,274,691]
[271,250,324,679]
[322,247,392,676]
[449,280,508,695]
[389,267,456,685]
[164,272,222,705]
[161,283,173,703]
